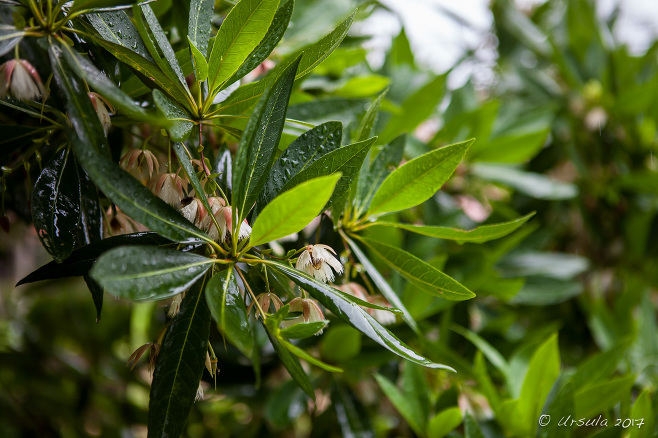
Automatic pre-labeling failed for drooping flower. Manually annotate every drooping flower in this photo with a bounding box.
[178,197,208,227]
[0,59,45,101]
[167,292,185,318]
[127,341,160,375]
[248,292,284,318]
[296,244,343,283]
[280,297,326,335]
[367,295,396,326]
[337,282,369,301]
[149,173,188,207]
[202,197,251,242]
[105,206,140,236]
[88,92,113,135]
[119,148,160,182]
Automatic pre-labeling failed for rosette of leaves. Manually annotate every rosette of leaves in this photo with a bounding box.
[8,0,538,436]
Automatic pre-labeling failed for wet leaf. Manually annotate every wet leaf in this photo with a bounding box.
[188,0,213,57]
[86,10,152,60]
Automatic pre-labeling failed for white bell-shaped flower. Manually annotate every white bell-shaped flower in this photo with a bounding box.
[296,244,343,283]
[0,59,45,101]
[280,297,326,335]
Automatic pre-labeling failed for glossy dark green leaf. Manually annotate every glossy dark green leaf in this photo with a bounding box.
[50,41,209,244]
[357,88,387,141]
[90,36,195,112]
[87,10,152,60]
[149,277,211,438]
[77,165,103,246]
[71,0,143,13]
[354,134,405,215]
[378,74,445,145]
[280,339,342,372]
[172,142,214,225]
[83,275,104,323]
[427,407,462,438]
[232,57,300,223]
[90,246,214,301]
[205,268,255,358]
[213,144,233,199]
[344,234,419,334]
[262,320,315,399]
[279,321,328,339]
[249,174,341,247]
[207,0,279,92]
[226,0,294,85]
[255,121,342,218]
[0,25,23,57]
[188,37,208,82]
[60,43,164,125]
[266,261,450,369]
[188,0,213,57]
[364,212,535,244]
[368,139,473,217]
[356,236,475,301]
[31,147,81,263]
[374,374,424,435]
[139,4,187,87]
[153,89,194,142]
[281,137,376,215]
[332,380,374,438]
[16,232,172,286]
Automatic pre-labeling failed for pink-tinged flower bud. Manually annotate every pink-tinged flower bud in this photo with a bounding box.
[202,197,251,242]
[0,59,45,101]
[248,292,283,318]
[87,92,113,135]
[178,197,203,225]
[337,282,368,301]
[367,296,396,325]
[167,292,185,317]
[280,297,326,335]
[119,149,160,182]
[105,206,140,236]
[296,244,343,283]
[148,173,188,207]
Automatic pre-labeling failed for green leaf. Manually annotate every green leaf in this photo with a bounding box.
[281,137,376,215]
[31,147,81,263]
[0,25,24,58]
[255,121,343,218]
[537,378,575,438]
[471,164,578,200]
[344,234,419,334]
[570,343,629,391]
[205,268,255,358]
[402,363,430,430]
[357,88,387,141]
[232,57,300,223]
[86,10,152,60]
[280,321,328,339]
[59,43,164,125]
[451,325,511,380]
[148,277,211,438]
[262,320,315,399]
[70,0,143,13]
[356,236,475,301]
[49,41,209,244]
[249,173,341,247]
[16,232,172,286]
[574,376,636,419]
[137,4,187,87]
[207,0,279,92]
[90,246,214,301]
[172,142,214,226]
[332,381,375,438]
[427,407,462,438]
[374,374,424,435]
[464,413,486,438]
[83,275,104,323]
[365,212,535,244]
[188,0,214,57]
[354,134,405,215]
[153,89,194,141]
[629,390,654,438]
[368,139,473,217]
[188,36,209,82]
[227,0,294,85]
[378,75,445,145]
[266,260,450,369]
[280,338,343,372]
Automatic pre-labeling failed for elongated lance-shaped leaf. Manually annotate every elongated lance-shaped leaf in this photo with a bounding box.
[188,37,209,82]
[172,142,215,225]
[262,320,315,398]
[232,57,301,224]
[89,36,196,113]
[361,212,536,244]
[357,88,387,142]
[368,139,474,218]
[90,246,214,301]
[60,43,165,125]
[374,374,425,435]
[17,232,173,286]
[354,134,405,215]
[280,338,343,373]
[83,275,104,322]
[153,89,194,141]
[149,276,212,438]
[355,236,475,301]
[49,41,211,244]
[0,25,24,57]
[139,4,188,87]
[266,260,452,370]
[87,10,152,60]
[281,137,376,215]
[344,234,419,334]
[70,0,145,14]
[188,0,213,56]
[205,267,255,358]
[250,174,341,247]
[207,0,279,92]
[31,147,81,263]
[226,0,294,86]
[254,121,342,218]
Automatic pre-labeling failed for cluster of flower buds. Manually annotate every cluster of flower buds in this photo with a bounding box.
[295,244,343,283]
[249,292,283,318]
[149,172,189,207]
[338,282,396,325]
[87,92,114,135]
[280,297,326,335]
[0,59,45,101]
[119,148,160,183]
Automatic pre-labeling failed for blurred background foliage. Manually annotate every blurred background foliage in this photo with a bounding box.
[2,0,658,436]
